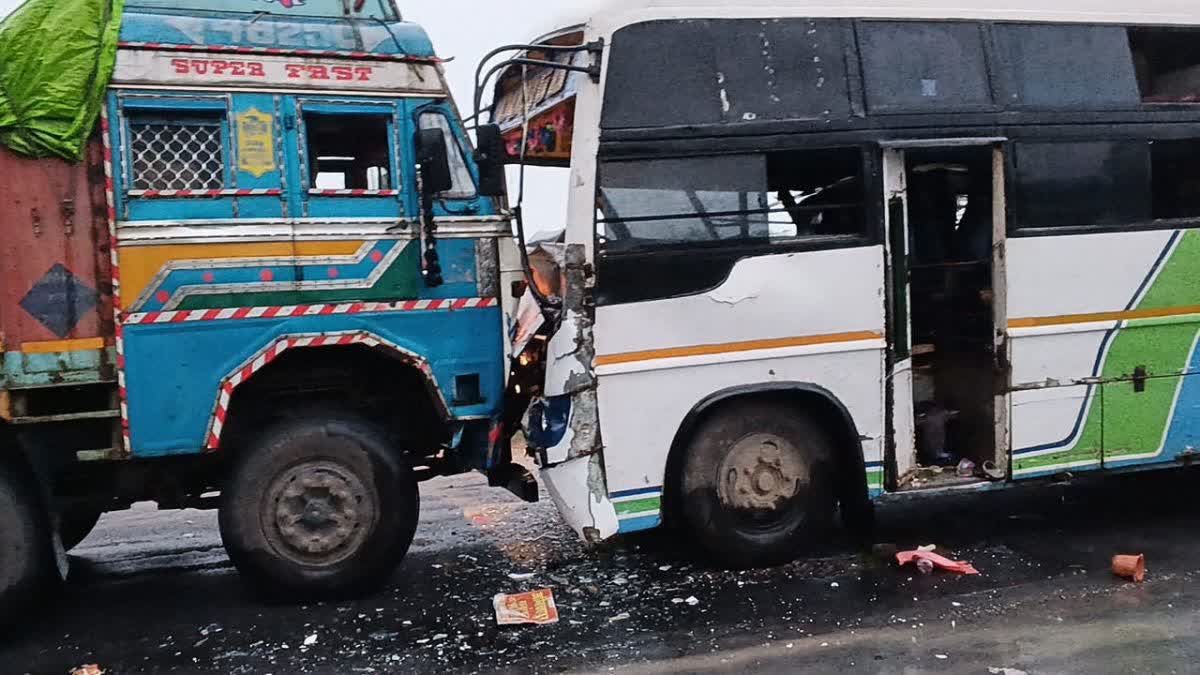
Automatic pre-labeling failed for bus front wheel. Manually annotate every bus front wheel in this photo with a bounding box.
[219,414,419,600]
[678,401,836,568]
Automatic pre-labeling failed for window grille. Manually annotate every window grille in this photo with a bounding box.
[128,118,225,191]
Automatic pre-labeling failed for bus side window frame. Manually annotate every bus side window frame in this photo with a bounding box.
[1006,129,1200,238]
[594,143,883,258]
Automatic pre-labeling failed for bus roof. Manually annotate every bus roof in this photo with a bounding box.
[561,0,1200,38]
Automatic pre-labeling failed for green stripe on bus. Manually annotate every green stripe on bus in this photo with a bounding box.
[614,497,661,515]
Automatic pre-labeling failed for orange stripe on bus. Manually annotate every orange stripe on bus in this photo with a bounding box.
[1009,305,1200,329]
[595,331,884,367]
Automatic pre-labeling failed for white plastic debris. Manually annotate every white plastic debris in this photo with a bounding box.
[303,634,318,647]
[685,596,700,607]
[507,572,537,581]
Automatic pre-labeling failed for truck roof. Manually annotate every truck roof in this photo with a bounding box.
[120,5,436,58]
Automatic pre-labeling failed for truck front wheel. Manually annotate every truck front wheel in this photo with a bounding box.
[219,415,419,600]
[0,460,56,630]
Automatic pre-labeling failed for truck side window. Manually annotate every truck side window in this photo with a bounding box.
[128,113,226,191]
[305,112,392,191]
[417,111,475,199]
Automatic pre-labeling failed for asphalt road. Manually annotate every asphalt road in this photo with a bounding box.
[3,464,1200,674]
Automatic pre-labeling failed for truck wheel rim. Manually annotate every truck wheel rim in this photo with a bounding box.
[717,433,809,530]
[263,460,377,566]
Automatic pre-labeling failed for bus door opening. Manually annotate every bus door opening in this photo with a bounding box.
[899,146,1001,488]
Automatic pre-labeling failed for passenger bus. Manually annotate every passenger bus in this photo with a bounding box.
[477,0,1200,565]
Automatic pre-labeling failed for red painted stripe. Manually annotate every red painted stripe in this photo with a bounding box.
[452,298,470,310]
[232,307,253,320]
[169,312,189,323]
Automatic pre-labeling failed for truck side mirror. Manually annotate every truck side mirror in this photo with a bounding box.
[475,124,508,197]
[415,128,453,196]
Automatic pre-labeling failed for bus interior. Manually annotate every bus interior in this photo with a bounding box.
[902,146,999,488]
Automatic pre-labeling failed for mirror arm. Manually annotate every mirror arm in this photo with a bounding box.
[416,166,444,288]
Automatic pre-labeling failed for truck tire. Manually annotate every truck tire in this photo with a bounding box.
[678,400,836,568]
[59,507,103,552]
[219,414,418,600]
[0,461,56,630]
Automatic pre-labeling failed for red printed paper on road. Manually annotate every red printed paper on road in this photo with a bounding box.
[493,589,560,626]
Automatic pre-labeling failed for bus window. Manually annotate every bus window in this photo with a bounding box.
[1150,139,1200,219]
[597,148,865,253]
[1130,28,1200,103]
[994,24,1140,107]
[1012,141,1150,230]
[857,21,992,112]
[602,19,851,129]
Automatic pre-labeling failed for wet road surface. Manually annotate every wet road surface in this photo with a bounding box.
[4,466,1200,674]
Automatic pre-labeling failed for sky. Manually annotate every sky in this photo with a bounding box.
[0,0,604,237]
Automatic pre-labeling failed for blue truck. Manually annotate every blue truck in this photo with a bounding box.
[0,0,524,626]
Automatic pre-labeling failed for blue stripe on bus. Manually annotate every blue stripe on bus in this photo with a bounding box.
[617,514,663,534]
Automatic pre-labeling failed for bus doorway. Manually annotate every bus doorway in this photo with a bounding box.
[884,142,1008,491]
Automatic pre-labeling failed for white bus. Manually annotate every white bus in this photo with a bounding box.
[476,0,1200,566]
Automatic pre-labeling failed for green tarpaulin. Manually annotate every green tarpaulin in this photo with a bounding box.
[0,0,124,160]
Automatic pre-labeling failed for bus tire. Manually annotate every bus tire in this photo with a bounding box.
[219,414,419,600]
[59,507,103,552]
[0,460,56,631]
[678,400,836,568]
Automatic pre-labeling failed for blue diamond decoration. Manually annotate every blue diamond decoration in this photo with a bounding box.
[19,264,100,339]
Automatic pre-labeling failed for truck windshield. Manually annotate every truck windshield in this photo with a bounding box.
[126,0,398,21]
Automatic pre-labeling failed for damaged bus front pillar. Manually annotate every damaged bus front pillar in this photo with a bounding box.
[532,243,618,544]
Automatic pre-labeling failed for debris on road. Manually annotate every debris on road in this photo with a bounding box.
[493,588,560,626]
[70,666,104,675]
[1112,554,1147,583]
[507,572,537,581]
[897,549,980,575]
[303,634,318,647]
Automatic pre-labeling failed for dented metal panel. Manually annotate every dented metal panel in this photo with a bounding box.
[0,139,114,388]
